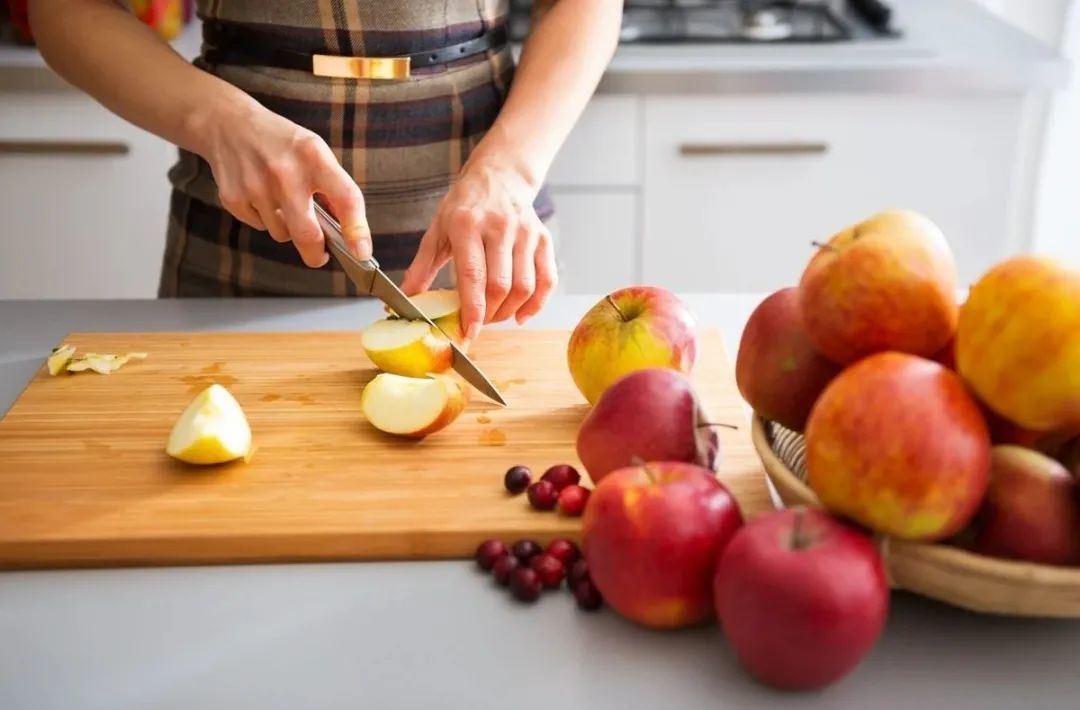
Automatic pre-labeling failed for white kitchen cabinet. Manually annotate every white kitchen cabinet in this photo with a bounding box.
[640,95,1025,292]
[545,95,640,188]
[548,189,638,294]
[0,89,175,299]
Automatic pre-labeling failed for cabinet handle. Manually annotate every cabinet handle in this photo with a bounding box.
[0,140,130,156]
[678,142,828,157]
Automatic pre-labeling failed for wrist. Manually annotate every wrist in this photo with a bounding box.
[181,87,262,159]
[463,129,544,196]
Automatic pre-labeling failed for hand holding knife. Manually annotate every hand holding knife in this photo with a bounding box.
[312,201,507,406]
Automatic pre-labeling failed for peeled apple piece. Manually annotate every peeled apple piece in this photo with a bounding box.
[46,344,148,376]
[166,384,254,465]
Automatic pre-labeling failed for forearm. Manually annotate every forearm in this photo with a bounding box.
[466,0,623,190]
[28,0,258,158]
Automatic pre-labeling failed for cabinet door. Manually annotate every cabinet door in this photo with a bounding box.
[0,91,175,299]
[642,95,1024,293]
[547,96,640,188]
[548,189,638,294]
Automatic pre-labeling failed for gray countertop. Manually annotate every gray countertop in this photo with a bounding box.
[2,296,1080,710]
[1,0,1068,94]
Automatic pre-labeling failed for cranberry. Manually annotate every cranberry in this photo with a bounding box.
[557,485,590,516]
[504,465,532,494]
[572,578,603,611]
[492,555,519,585]
[511,539,542,562]
[527,480,558,511]
[544,539,580,566]
[510,567,542,602]
[528,553,566,589]
[541,464,581,491]
[475,539,508,571]
[568,558,590,586]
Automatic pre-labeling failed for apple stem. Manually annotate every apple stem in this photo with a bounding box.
[605,295,629,322]
[697,422,739,431]
[790,508,812,551]
[810,241,838,253]
[639,461,658,485]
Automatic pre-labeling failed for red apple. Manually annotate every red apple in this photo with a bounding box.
[582,461,744,629]
[735,287,841,432]
[805,352,991,541]
[799,209,959,365]
[931,336,956,370]
[972,445,1080,565]
[567,286,697,405]
[714,507,889,691]
[1060,437,1080,477]
[576,368,719,485]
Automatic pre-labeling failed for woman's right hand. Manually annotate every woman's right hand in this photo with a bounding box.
[197,98,372,267]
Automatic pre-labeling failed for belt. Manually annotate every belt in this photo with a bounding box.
[202,21,508,80]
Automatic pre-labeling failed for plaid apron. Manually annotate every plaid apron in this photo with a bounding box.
[159,0,556,297]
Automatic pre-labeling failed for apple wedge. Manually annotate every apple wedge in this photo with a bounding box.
[361,318,453,377]
[166,384,253,465]
[385,289,468,347]
[361,373,467,439]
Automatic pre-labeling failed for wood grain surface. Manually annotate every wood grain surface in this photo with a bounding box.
[0,329,772,570]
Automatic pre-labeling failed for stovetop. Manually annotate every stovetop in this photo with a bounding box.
[507,1,900,44]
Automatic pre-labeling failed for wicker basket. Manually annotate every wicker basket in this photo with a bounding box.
[752,415,1080,618]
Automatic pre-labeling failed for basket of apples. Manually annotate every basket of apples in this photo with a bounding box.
[739,209,1080,618]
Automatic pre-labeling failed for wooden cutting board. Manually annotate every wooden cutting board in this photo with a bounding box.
[0,329,771,570]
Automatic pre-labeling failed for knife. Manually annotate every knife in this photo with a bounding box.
[312,201,507,406]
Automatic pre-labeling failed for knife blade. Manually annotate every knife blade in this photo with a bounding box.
[313,202,507,406]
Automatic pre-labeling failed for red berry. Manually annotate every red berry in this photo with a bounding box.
[492,555,519,585]
[510,567,542,602]
[511,539,542,562]
[568,558,590,586]
[557,485,590,516]
[541,464,581,491]
[475,539,508,571]
[528,553,566,589]
[572,578,603,610]
[527,480,558,510]
[544,539,580,566]
[504,465,531,494]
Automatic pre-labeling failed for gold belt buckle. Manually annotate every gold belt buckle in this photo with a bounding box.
[312,54,411,80]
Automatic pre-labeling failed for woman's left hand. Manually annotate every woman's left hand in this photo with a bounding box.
[400,158,558,341]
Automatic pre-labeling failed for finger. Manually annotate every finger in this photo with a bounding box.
[448,209,486,341]
[278,196,328,268]
[255,201,291,243]
[314,164,372,260]
[219,190,267,231]
[490,224,538,324]
[482,213,515,324]
[516,228,557,323]
[401,224,451,295]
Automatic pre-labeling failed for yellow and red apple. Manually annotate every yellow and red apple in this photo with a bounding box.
[567,286,697,405]
[805,352,991,541]
[385,289,468,347]
[798,209,959,365]
[955,255,1080,433]
[735,287,841,432]
[581,461,744,629]
[361,373,467,439]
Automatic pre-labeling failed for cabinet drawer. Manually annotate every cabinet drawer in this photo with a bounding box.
[642,95,1024,292]
[547,96,640,188]
[549,189,638,293]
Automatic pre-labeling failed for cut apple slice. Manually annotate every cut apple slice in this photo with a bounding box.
[166,384,253,465]
[384,289,469,347]
[361,373,467,439]
[47,344,76,375]
[361,318,452,377]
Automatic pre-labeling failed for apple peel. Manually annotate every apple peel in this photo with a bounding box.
[47,345,147,376]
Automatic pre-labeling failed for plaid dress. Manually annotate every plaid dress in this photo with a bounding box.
[159,0,555,297]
